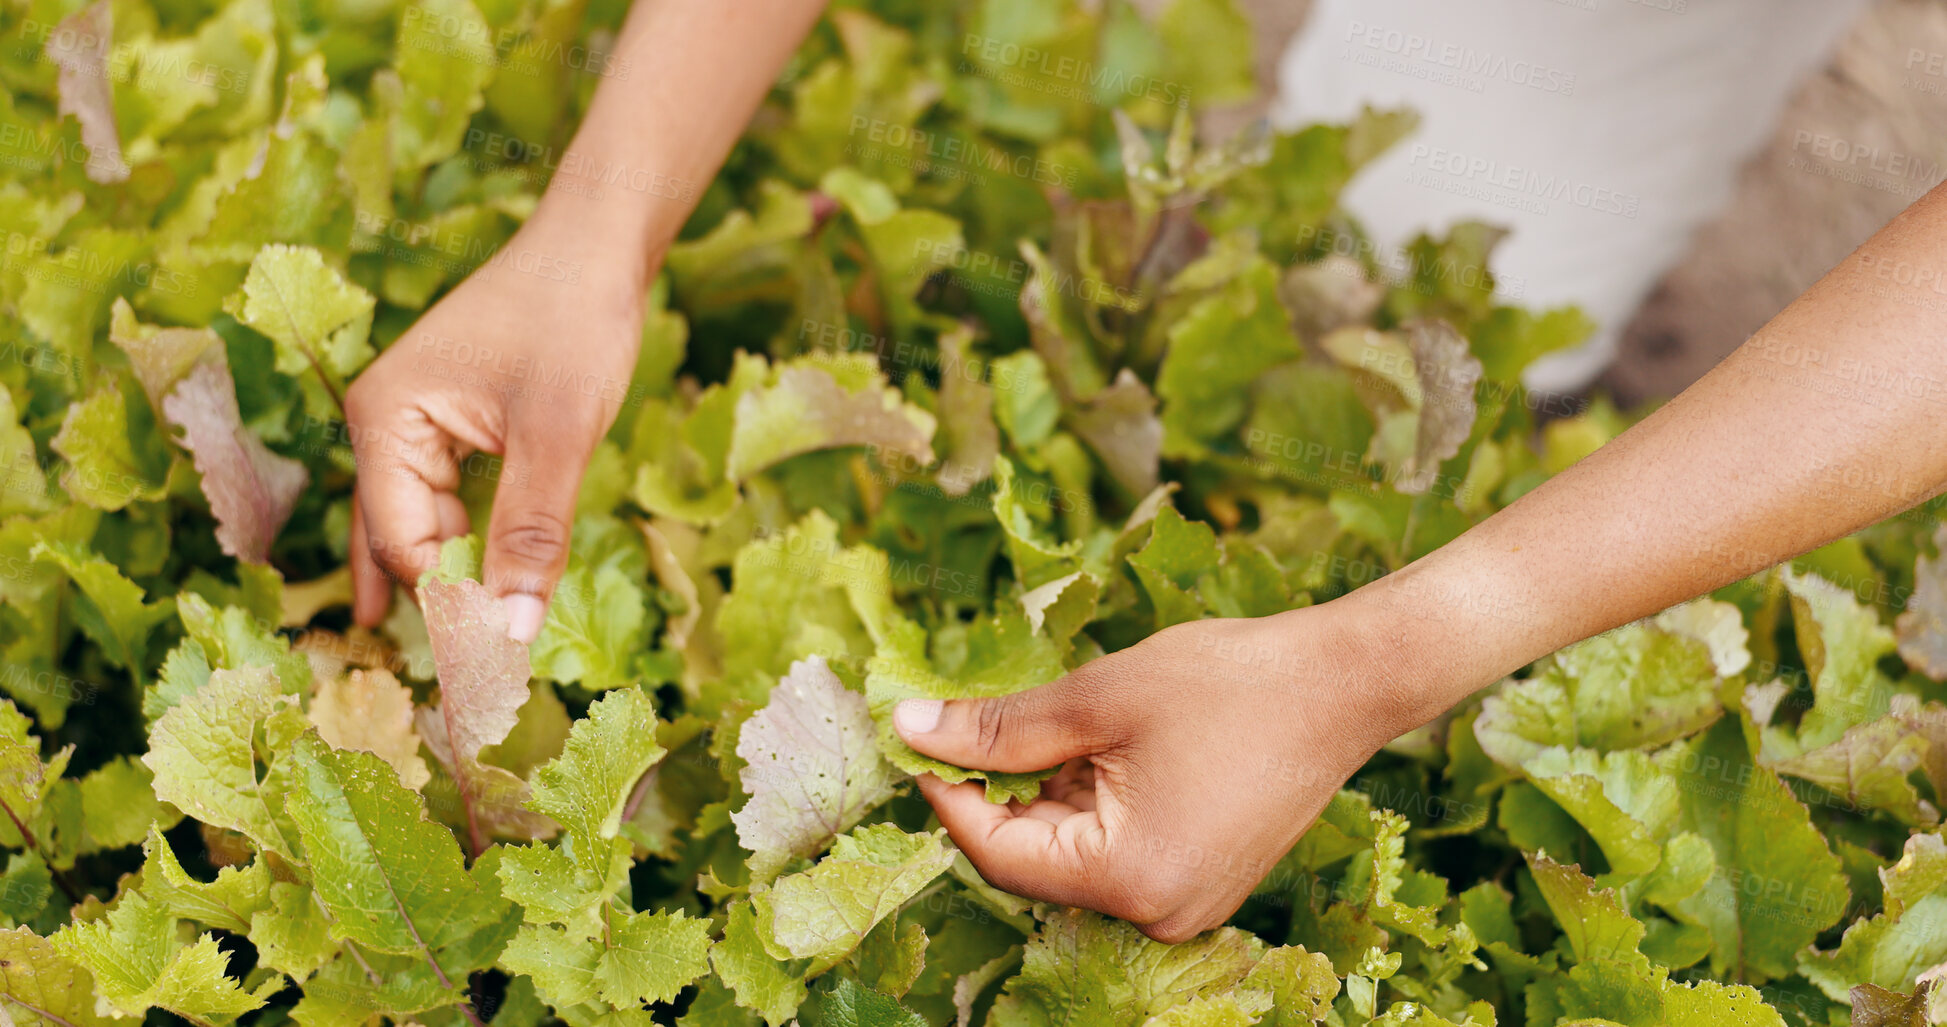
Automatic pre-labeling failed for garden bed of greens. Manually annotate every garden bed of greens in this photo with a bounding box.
[3,0,1947,1023]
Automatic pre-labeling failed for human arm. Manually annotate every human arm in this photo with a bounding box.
[346,0,828,640]
[1369,180,1947,721]
[897,182,1947,941]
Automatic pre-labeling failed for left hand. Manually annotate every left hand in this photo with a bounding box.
[895,600,1422,942]
[345,210,646,640]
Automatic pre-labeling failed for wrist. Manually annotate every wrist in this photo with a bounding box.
[1227,600,1430,758]
[1310,551,1527,736]
[531,109,695,281]
[509,196,659,315]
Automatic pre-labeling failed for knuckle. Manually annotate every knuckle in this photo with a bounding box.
[491,511,571,570]
[365,535,426,583]
[364,538,403,576]
[1054,673,1120,745]
[1139,918,1202,945]
[1104,885,1172,927]
[519,400,604,442]
[973,700,1010,760]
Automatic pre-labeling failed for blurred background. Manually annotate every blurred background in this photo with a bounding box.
[1179,0,1947,406]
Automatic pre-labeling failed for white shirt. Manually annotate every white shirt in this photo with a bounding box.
[1276,0,1869,391]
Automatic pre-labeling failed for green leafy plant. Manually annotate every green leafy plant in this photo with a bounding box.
[3,0,1946,1024]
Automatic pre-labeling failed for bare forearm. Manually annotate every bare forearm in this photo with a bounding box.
[1358,182,1947,720]
[532,0,827,283]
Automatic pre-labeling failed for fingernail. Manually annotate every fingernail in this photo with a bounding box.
[895,699,942,736]
[503,593,546,643]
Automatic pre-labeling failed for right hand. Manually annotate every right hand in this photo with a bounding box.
[896,602,1426,942]
[345,212,647,641]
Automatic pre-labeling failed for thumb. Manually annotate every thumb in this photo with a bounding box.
[482,420,589,643]
[894,680,1108,774]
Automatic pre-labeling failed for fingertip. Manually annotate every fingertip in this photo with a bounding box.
[502,592,546,644]
[435,492,471,539]
[350,499,391,628]
[893,699,943,740]
[350,555,393,627]
[351,566,394,628]
[351,583,391,629]
[901,687,1098,774]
